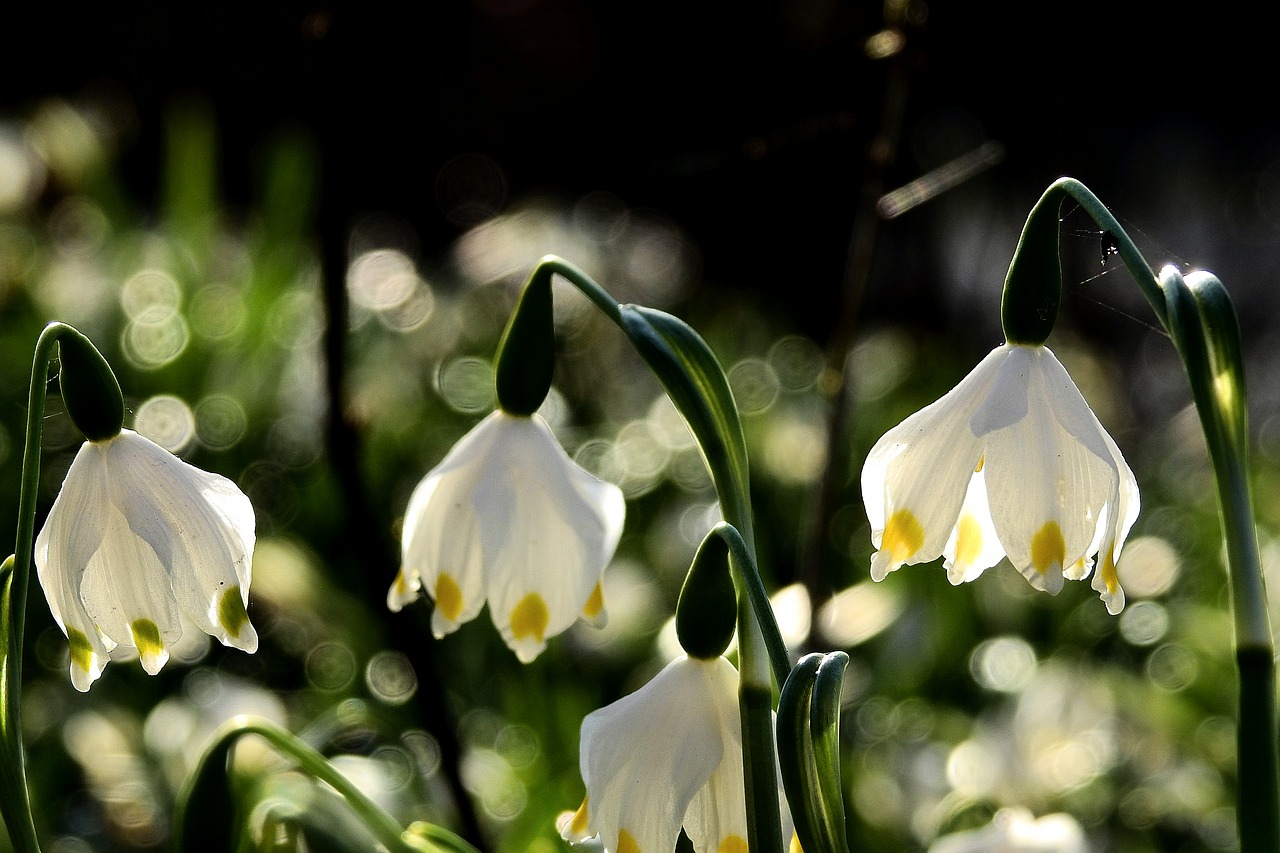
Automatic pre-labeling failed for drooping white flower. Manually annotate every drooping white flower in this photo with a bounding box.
[35,429,257,691]
[928,807,1089,853]
[861,343,1138,613]
[560,654,748,853]
[387,410,625,662]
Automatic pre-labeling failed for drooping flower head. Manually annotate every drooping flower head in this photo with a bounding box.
[560,654,748,853]
[861,343,1138,613]
[387,410,625,662]
[35,429,257,691]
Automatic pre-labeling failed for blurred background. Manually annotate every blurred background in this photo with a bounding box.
[2,2,1278,851]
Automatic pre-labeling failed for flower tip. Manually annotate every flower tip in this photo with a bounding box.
[869,549,899,582]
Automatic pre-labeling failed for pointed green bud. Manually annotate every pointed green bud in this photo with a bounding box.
[676,527,738,660]
[495,266,555,416]
[57,329,124,442]
[1001,184,1065,346]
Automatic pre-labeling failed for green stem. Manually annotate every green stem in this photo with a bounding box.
[2,323,100,853]
[1159,266,1277,852]
[526,256,785,852]
[196,718,477,853]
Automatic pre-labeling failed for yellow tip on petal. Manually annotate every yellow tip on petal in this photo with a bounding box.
[568,798,590,838]
[218,586,250,639]
[617,829,642,853]
[68,628,95,676]
[953,514,984,569]
[582,581,605,620]
[974,455,985,473]
[790,832,805,853]
[719,836,749,853]
[434,573,464,622]
[131,619,168,674]
[510,592,549,643]
[1030,521,1066,575]
[882,509,924,562]
[1099,546,1118,594]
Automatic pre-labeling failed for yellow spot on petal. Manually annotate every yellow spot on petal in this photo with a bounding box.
[954,514,983,567]
[882,509,924,561]
[1099,545,1118,593]
[130,619,164,659]
[974,455,985,472]
[435,573,464,621]
[719,835,749,853]
[617,829,641,853]
[582,581,604,619]
[394,572,409,596]
[68,628,94,674]
[568,797,590,837]
[510,593,549,642]
[790,832,805,853]
[218,586,249,638]
[1031,521,1066,575]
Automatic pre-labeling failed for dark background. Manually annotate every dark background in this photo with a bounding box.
[4,1,1277,345]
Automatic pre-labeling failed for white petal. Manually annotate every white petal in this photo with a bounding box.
[941,470,1007,584]
[1091,420,1140,613]
[478,414,624,662]
[80,503,180,675]
[105,431,258,652]
[573,655,728,853]
[861,347,1003,579]
[681,658,748,853]
[982,348,1114,595]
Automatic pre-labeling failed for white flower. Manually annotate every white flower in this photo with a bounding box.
[860,343,1138,613]
[387,411,625,663]
[928,807,1089,853]
[35,429,257,691]
[560,655,748,853]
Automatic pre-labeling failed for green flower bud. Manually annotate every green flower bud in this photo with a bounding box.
[1001,184,1064,346]
[676,528,737,660]
[495,267,555,416]
[57,330,124,443]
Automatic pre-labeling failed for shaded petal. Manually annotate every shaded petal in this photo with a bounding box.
[573,656,726,853]
[983,348,1114,594]
[861,347,1003,580]
[1091,421,1140,614]
[106,431,258,652]
[80,503,180,675]
[680,658,748,853]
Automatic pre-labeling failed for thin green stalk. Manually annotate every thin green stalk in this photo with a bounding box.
[192,718,478,853]
[1,323,89,853]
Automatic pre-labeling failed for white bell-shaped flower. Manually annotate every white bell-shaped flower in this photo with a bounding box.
[35,429,257,691]
[387,411,625,662]
[861,343,1139,613]
[560,654,748,853]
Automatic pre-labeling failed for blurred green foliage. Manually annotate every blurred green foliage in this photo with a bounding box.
[0,96,1269,853]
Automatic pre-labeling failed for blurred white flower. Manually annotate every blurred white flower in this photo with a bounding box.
[36,429,257,691]
[929,807,1089,853]
[861,343,1138,613]
[388,411,625,662]
[560,655,747,853]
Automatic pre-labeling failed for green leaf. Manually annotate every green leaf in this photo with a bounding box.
[778,652,852,853]
[618,305,752,540]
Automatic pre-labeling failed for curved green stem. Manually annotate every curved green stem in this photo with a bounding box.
[2,322,109,853]
[525,256,785,853]
[186,717,475,853]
